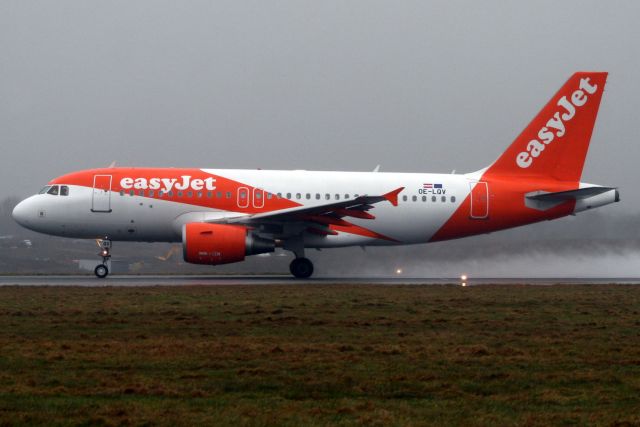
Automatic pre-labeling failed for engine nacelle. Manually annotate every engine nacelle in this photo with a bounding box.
[182,223,274,265]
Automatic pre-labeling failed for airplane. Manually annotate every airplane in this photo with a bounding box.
[12,72,619,278]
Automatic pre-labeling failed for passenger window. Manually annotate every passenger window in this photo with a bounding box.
[187,191,193,198]
[451,196,456,202]
[149,190,155,197]
[138,190,144,196]
[216,192,222,198]
[296,193,301,199]
[325,194,330,200]
[129,190,135,196]
[441,196,446,202]
[277,192,282,198]
[177,191,183,197]
[159,191,164,197]
[286,193,292,199]
[168,191,174,197]
[412,195,417,202]
[47,186,59,196]
[256,192,262,199]
[316,193,320,200]
[120,190,125,196]
[422,195,427,202]
[335,194,340,200]
[60,186,69,196]
[267,193,272,200]
[432,196,436,202]
[197,192,202,198]
[402,195,407,202]
[305,193,310,199]
[226,192,231,199]
[345,194,349,199]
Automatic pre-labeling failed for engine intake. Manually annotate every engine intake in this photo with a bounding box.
[182,223,274,265]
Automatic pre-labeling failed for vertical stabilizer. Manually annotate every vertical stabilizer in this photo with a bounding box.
[485,72,607,182]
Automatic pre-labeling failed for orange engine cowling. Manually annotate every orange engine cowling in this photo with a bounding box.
[182,223,274,265]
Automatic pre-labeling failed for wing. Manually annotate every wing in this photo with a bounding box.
[208,187,404,241]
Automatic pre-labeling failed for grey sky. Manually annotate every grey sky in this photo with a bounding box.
[1,1,638,211]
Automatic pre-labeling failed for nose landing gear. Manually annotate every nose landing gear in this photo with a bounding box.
[94,238,112,278]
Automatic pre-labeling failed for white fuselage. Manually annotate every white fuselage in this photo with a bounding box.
[13,169,473,247]
[12,167,618,250]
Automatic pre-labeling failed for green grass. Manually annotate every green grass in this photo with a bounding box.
[0,284,639,426]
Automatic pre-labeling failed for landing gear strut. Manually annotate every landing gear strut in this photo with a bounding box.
[290,257,314,279]
[95,238,112,279]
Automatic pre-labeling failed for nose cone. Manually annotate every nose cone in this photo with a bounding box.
[12,199,31,227]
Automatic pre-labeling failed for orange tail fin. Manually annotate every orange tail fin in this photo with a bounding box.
[485,72,607,182]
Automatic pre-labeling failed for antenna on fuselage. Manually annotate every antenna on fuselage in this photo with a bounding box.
[108,161,116,168]
[373,165,381,172]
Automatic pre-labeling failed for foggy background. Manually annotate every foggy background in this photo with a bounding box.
[1,1,639,276]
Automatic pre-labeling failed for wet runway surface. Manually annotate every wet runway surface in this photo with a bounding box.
[0,275,639,286]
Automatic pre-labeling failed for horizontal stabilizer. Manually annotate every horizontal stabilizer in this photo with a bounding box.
[526,187,616,202]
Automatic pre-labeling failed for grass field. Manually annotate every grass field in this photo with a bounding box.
[0,284,639,426]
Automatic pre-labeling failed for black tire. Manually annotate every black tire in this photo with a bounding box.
[289,257,314,279]
[94,264,109,279]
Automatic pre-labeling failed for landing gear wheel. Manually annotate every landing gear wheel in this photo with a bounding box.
[290,257,314,279]
[95,237,112,279]
[94,264,109,279]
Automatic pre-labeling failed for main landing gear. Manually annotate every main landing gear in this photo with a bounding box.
[284,240,314,279]
[289,257,314,279]
[94,238,112,279]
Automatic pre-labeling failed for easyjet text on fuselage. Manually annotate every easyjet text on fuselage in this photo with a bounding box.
[120,176,216,192]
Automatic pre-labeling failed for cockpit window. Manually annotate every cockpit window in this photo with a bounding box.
[60,186,69,196]
[39,186,51,194]
[47,186,59,196]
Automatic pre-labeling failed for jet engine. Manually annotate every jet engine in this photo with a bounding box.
[182,223,274,265]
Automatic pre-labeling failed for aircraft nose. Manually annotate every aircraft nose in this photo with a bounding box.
[12,199,30,227]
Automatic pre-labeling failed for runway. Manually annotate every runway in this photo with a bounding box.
[0,275,638,286]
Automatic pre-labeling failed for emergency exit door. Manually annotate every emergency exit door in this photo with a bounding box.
[92,175,112,212]
[469,181,489,219]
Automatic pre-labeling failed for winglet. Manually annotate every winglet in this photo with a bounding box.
[383,187,404,207]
